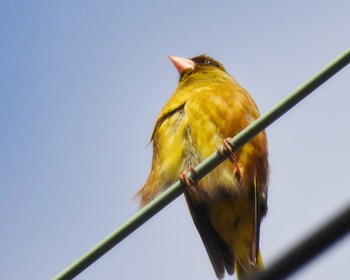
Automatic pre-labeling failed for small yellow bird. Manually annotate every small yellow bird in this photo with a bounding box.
[136,55,269,279]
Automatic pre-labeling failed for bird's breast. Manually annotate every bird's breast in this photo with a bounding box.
[153,78,267,202]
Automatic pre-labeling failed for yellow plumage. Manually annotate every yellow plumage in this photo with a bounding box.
[137,55,269,279]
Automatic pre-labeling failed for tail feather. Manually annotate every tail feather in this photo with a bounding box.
[236,250,264,280]
[249,177,261,265]
[184,192,235,279]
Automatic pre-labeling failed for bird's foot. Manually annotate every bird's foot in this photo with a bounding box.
[179,166,203,193]
[218,137,242,181]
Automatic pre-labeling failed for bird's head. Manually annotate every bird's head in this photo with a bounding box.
[168,54,227,82]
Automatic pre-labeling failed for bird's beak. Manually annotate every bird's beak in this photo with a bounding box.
[168,55,195,75]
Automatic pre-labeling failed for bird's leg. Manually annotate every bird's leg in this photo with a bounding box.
[179,166,203,193]
[219,137,242,180]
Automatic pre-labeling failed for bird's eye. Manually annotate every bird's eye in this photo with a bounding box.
[206,60,212,65]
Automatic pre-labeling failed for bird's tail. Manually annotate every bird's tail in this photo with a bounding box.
[236,250,264,280]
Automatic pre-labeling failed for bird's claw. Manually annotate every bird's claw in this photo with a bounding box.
[220,138,237,162]
[179,166,203,193]
[218,137,242,181]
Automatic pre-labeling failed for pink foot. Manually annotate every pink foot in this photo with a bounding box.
[218,137,242,180]
[179,166,203,192]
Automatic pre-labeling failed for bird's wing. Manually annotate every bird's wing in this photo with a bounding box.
[151,87,192,141]
[249,176,262,266]
[151,103,185,141]
[184,192,235,279]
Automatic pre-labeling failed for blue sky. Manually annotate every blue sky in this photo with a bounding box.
[1,1,350,279]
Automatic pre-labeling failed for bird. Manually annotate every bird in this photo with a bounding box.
[136,54,269,279]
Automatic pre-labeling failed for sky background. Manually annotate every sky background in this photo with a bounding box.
[1,1,350,280]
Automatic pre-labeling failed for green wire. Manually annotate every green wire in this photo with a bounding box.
[53,48,350,280]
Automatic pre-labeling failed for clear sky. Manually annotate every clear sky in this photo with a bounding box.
[1,1,350,280]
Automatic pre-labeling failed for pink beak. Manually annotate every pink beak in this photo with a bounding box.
[168,55,195,75]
